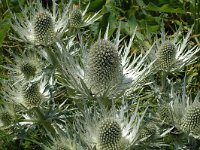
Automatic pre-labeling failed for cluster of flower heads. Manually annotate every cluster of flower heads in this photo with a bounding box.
[11,0,101,46]
[0,0,200,149]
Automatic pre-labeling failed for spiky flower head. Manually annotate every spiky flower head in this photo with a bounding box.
[148,23,200,72]
[97,119,122,150]
[157,105,173,124]
[69,8,82,28]
[57,25,153,99]
[11,0,70,46]
[22,82,43,109]
[181,102,200,133]
[20,61,37,79]
[4,50,42,82]
[85,39,122,94]
[0,103,15,126]
[0,111,13,126]
[156,41,176,70]
[32,11,54,46]
[2,77,52,110]
[77,101,147,149]
[139,122,157,140]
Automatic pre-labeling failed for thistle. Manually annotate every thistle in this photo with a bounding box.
[0,103,15,126]
[57,25,154,98]
[32,11,54,46]
[22,82,43,108]
[11,0,70,46]
[69,9,82,28]
[158,105,173,123]
[85,40,122,94]
[0,111,13,126]
[20,61,37,80]
[149,23,200,72]
[156,41,176,70]
[139,122,157,140]
[181,103,200,133]
[77,101,147,149]
[97,119,122,150]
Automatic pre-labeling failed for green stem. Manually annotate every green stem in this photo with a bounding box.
[161,71,167,92]
[34,107,56,136]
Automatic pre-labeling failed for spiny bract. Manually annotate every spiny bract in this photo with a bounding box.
[85,40,121,94]
[156,41,176,70]
[69,9,82,28]
[97,119,122,150]
[22,83,42,108]
[33,11,54,45]
[181,103,200,133]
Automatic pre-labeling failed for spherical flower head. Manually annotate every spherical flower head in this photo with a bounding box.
[33,11,54,46]
[85,40,122,94]
[69,9,82,28]
[97,119,122,150]
[139,122,157,139]
[156,41,176,70]
[181,103,200,133]
[158,105,173,123]
[0,111,13,126]
[20,61,37,80]
[0,103,15,126]
[22,82,43,108]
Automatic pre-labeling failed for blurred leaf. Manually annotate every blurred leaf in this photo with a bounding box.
[145,3,185,14]
[0,17,11,48]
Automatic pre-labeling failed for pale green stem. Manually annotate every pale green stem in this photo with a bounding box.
[161,71,167,92]
[34,107,56,136]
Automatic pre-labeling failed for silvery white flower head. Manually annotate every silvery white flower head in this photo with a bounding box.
[2,77,52,109]
[10,0,71,46]
[77,100,147,150]
[149,23,200,72]
[57,25,154,98]
[2,49,43,83]
[69,3,101,28]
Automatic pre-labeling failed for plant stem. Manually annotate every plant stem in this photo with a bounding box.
[34,107,56,136]
[161,71,167,92]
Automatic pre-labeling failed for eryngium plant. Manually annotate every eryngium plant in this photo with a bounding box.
[181,100,200,134]
[69,8,82,28]
[32,11,54,46]
[56,25,154,99]
[68,3,101,28]
[77,101,147,150]
[149,24,200,72]
[0,103,15,126]
[97,119,122,149]
[85,39,122,94]
[2,50,43,82]
[156,41,176,70]
[2,79,50,110]
[10,0,70,46]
